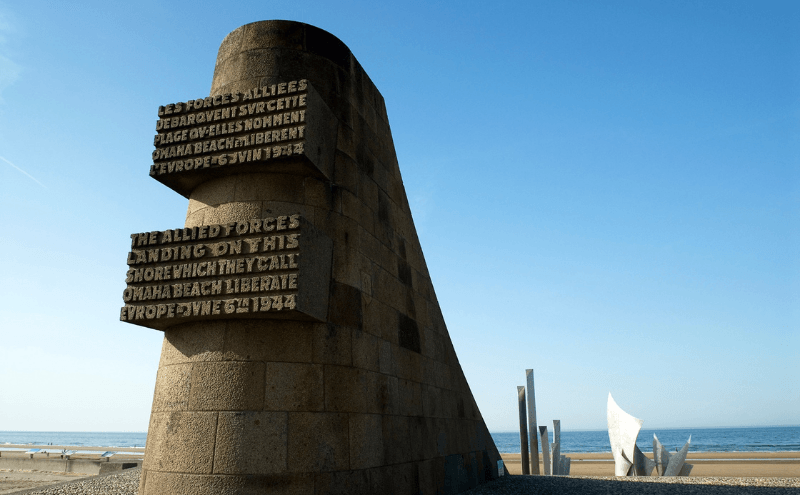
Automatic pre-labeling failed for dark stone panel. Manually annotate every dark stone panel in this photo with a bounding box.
[314,468,370,495]
[398,312,421,354]
[328,282,362,330]
[398,237,407,260]
[392,462,422,495]
[355,141,375,178]
[398,258,413,287]
[333,151,360,196]
[443,454,467,495]
[304,24,352,71]
[466,452,479,489]
[418,457,446,495]
[479,450,491,484]
[378,189,392,226]
[405,291,417,320]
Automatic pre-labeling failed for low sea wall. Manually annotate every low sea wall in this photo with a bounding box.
[0,455,142,475]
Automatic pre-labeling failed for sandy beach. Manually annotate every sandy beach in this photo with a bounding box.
[501,452,800,477]
[0,470,90,495]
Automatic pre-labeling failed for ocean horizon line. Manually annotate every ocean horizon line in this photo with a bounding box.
[3,424,799,434]
[491,424,800,433]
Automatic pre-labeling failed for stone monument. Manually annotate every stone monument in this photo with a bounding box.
[121,21,502,495]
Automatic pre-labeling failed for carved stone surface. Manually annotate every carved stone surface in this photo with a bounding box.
[539,426,551,475]
[122,216,332,329]
[128,20,502,495]
[518,386,530,475]
[525,370,540,474]
[150,83,338,198]
[607,393,643,476]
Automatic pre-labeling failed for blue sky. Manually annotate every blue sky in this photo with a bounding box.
[0,0,797,433]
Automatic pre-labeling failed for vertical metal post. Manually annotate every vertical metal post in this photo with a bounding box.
[552,420,561,475]
[517,386,530,475]
[539,425,551,475]
[525,369,540,474]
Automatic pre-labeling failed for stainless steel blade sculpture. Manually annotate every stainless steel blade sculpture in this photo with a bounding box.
[547,420,570,475]
[550,441,560,475]
[633,444,656,476]
[607,393,643,476]
[552,420,560,475]
[525,370,540,474]
[517,386,531,475]
[663,435,693,476]
[653,433,671,476]
[608,393,692,477]
[539,426,551,475]
[516,371,570,476]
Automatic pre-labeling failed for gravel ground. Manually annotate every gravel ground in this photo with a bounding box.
[13,469,140,495]
[463,475,800,494]
[13,469,800,494]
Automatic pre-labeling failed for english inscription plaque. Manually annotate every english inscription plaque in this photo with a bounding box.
[120,214,332,330]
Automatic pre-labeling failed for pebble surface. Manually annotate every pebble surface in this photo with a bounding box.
[15,470,800,494]
[463,475,800,494]
[15,469,140,495]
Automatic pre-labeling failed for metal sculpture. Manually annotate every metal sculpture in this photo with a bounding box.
[517,386,531,475]
[607,393,643,475]
[607,393,692,477]
[539,426,551,475]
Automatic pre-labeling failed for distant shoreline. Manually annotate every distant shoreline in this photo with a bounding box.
[0,444,144,453]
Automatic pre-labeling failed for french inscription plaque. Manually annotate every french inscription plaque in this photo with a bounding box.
[120,214,331,330]
[149,80,337,197]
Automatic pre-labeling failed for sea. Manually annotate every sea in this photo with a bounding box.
[1,426,798,453]
[491,426,800,453]
[0,431,147,449]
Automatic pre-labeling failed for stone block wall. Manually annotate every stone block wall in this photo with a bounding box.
[137,20,501,495]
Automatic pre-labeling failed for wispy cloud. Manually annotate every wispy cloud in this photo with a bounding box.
[0,53,20,100]
[0,7,21,103]
[0,155,46,188]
